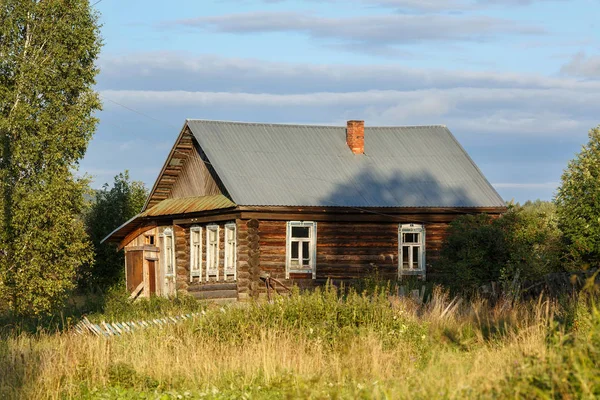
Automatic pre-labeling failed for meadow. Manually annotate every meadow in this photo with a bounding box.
[1,284,599,400]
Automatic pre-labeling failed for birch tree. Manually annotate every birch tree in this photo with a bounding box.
[0,0,102,315]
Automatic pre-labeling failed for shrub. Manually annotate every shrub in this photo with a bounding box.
[436,213,508,291]
[555,126,600,268]
[437,201,564,293]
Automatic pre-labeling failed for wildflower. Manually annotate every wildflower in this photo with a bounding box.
[421,334,426,340]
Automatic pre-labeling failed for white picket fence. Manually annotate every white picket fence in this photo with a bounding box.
[72,312,203,337]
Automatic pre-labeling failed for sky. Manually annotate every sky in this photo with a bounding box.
[81,0,600,203]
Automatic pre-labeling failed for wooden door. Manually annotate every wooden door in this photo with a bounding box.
[148,260,156,295]
[126,250,143,293]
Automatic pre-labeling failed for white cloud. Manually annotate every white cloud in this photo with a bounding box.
[232,0,565,12]
[169,11,543,52]
[99,86,599,138]
[98,52,600,94]
[560,52,600,79]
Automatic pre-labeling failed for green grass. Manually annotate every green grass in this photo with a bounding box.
[1,284,599,399]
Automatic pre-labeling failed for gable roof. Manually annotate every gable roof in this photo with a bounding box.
[185,120,505,208]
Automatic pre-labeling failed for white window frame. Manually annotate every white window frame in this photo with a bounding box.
[190,226,202,282]
[398,223,426,277]
[224,223,237,280]
[286,221,317,279]
[160,227,176,278]
[206,225,220,281]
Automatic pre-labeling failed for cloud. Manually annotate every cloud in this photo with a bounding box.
[230,0,565,12]
[560,52,600,79]
[169,11,543,51]
[98,86,598,138]
[96,51,600,139]
[370,0,565,11]
[98,52,600,95]
[90,51,594,202]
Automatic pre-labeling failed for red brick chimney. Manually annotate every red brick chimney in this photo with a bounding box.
[346,120,364,154]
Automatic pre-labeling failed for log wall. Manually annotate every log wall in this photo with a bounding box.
[122,213,487,300]
[246,219,453,296]
[175,221,239,299]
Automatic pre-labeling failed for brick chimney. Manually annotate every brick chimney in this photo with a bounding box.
[346,120,364,154]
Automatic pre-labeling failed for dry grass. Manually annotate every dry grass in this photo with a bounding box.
[0,286,598,399]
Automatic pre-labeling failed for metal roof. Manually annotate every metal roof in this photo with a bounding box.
[186,120,505,208]
[101,195,237,244]
[140,195,236,217]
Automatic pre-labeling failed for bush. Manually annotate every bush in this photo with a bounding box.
[436,213,508,291]
[555,126,600,268]
[437,201,564,292]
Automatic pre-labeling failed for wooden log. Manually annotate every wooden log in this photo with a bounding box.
[191,289,238,300]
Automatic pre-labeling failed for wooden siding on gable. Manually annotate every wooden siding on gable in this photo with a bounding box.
[145,128,223,210]
[169,144,222,199]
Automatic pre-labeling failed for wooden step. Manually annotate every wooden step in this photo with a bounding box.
[188,283,237,292]
[191,289,238,300]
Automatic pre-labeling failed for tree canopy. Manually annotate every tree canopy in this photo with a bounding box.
[437,201,564,291]
[0,0,102,315]
[555,126,600,267]
[82,172,148,290]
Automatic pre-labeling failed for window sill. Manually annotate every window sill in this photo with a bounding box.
[399,270,425,275]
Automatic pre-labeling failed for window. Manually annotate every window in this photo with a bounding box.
[224,223,236,280]
[398,224,425,276]
[206,225,219,281]
[190,226,202,282]
[161,228,175,277]
[286,221,317,279]
[145,234,155,246]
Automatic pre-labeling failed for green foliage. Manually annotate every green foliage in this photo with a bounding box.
[437,213,508,290]
[82,171,148,290]
[87,284,203,323]
[438,201,564,291]
[500,299,600,399]
[0,0,102,316]
[501,200,564,282]
[555,126,600,267]
[193,285,429,352]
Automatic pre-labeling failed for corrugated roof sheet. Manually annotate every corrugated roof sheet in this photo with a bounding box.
[186,120,505,208]
[101,195,236,244]
[140,195,236,217]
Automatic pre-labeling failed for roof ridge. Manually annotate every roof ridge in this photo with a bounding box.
[186,119,447,129]
[186,119,339,128]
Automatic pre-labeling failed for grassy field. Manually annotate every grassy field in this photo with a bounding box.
[1,285,599,399]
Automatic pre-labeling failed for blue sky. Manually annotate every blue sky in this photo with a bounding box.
[82,0,600,203]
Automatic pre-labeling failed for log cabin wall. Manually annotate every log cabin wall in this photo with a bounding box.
[244,218,454,297]
[174,220,239,301]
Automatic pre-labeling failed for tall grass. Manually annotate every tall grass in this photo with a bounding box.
[0,285,598,399]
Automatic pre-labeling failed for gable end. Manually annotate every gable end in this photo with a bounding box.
[143,124,230,211]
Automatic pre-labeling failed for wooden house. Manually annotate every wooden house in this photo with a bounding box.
[103,120,506,301]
